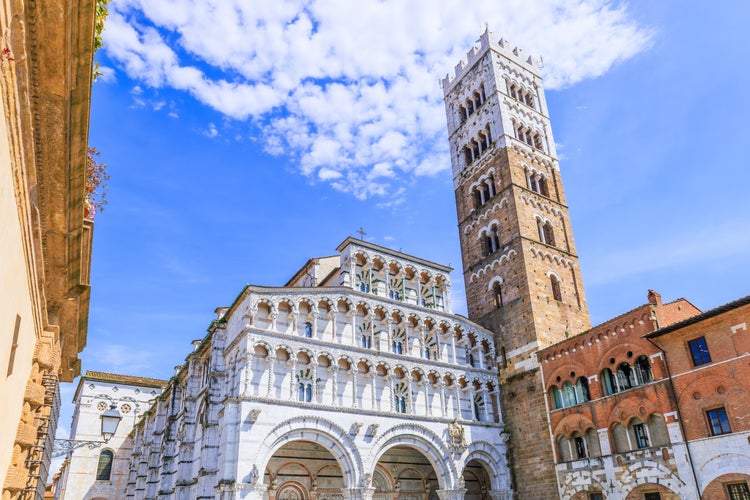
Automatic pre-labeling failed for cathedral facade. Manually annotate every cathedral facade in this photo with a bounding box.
[122,238,512,500]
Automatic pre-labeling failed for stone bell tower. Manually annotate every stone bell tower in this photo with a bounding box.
[442,28,591,498]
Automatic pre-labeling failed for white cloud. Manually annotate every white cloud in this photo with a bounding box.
[204,122,219,138]
[104,0,652,199]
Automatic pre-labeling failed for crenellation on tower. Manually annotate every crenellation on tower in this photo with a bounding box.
[441,30,541,92]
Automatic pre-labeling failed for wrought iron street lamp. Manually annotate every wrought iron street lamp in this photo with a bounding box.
[52,401,122,457]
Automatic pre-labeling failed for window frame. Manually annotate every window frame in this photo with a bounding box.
[633,422,650,449]
[706,406,732,436]
[687,336,711,366]
[726,482,750,500]
[96,449,114,481]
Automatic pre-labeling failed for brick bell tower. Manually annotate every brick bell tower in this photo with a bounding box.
[442,29,591,498]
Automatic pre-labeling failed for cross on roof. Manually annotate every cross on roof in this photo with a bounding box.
[356,227,367,240]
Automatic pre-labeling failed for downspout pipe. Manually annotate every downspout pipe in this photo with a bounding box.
[645,333,702,499]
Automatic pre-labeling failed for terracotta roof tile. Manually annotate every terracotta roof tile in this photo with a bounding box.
[83,370,168,388]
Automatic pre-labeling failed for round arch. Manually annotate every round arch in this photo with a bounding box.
[367,424,457,489]
[621,462,687,499]
[702,472,750,499]
[463,441,510,491]
[698,454,750,492]
[559,469,605,499]
[254,416,363,488]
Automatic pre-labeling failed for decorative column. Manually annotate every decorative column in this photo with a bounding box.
[329,366,336,405]
[440,381,447,417]
[407,376,415,415]
[267,355,276,398]
[473,346,484,369]
[289,357,297,401]
[491,390,502,424]
[312,360,319,402]
[333,366,340,405]
[351,368,358,408]
[424,379,431,416]
[350,311,357,347]
[330,309,337,341]
[244,353,253,397]
[450,334,458,364]
[482,389,490,422]
[368,371,375,411]
[305,310,315,339]
[269,310,278,332]
[454,385,462,419]
[389,377,396,413]
[289,309,297,335]
[385,318,393,352]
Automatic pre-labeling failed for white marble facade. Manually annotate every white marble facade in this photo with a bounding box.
[124,238,512,500]
[56,372,166,500]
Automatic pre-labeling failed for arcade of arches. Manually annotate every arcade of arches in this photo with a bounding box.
[263,441,495,500]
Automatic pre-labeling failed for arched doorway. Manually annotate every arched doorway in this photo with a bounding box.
[373,445,439,500]
[464,459,492,500]
[265,441,344,500]
[625,483,680,500]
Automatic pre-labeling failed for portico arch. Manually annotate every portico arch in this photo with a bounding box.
[368,424,456,490]
[255,417,363,488]
[463,442,509,492]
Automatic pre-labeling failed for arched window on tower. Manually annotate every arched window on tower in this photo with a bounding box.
[550,274,562,301]
[543,221,555,246]
[533,132,544,151]
[536,218,555,246]
[493,281,504,308]
[484,226,500,255]
[96,450,114,481]
[524,91,535,109]
[486,175,495,198]
[464,145,474,166]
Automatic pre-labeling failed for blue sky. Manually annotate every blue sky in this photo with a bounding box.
[54,0,750,445]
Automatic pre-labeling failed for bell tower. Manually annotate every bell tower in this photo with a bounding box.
[442,29,591,498]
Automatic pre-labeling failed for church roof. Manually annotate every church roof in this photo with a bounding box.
[82,370,168,388]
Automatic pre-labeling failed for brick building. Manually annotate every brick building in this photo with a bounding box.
[646,295,750,500]
[537,291,750,499]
